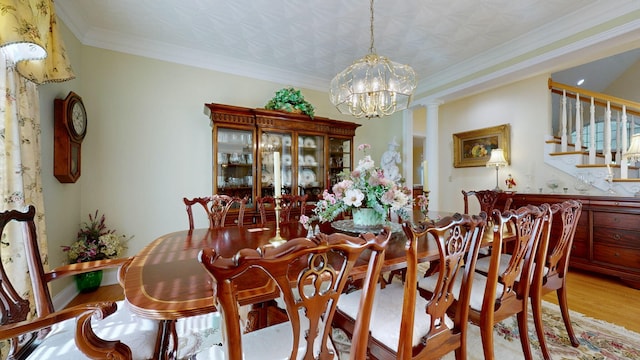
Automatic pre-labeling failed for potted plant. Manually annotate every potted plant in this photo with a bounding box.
[62,210,130,292]
[265,87,315,118]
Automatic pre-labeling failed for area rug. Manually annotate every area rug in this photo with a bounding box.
[333,300,640,359]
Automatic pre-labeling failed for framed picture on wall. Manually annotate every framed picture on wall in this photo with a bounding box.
[453,124,510,168]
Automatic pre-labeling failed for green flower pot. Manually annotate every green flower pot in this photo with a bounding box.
[74,270,103,293]
[352,208,385,227]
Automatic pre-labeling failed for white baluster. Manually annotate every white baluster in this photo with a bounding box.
[575,94,582,158]
[604,101,612,165]
[621,105,629,179]
[561,90,567,152]
[615,111,621,164]
[589,97,596,164]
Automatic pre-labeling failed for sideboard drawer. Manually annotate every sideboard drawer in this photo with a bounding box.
[593,212,640,231]
[593,227,640,270]
[593,227,640,248]
[593,243,640,270]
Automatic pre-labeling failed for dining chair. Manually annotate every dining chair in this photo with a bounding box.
[256,194,307,224]
[462,189,514,248]
[334,212,487,360]
[530,200,583,360]
[0,205,147,359]
[184,195,247,229]
[197,229,391,360]
[462,204,551,360]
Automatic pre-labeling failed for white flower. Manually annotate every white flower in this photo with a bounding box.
[356,155,375,172]
[343,188,365,207]
[384,189,410,211]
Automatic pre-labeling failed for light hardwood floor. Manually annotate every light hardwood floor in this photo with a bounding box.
[68,269,640,333]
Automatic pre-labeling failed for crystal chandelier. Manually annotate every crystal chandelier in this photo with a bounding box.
[330,0,416,119]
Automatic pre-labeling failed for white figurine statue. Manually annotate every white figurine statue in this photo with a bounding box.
[381,137,401,182]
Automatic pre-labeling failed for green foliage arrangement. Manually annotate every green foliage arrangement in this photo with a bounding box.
[265,87,315,118]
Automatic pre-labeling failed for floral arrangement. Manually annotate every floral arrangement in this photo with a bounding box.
[265,87,315,118]
[415,194,429,214]
[301,144,412,227]
[62,210,130,263]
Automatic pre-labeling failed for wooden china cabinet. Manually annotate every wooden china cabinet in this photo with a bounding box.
[204,103,360,223]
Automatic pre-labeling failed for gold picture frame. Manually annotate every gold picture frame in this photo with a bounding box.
[453,124,510,168]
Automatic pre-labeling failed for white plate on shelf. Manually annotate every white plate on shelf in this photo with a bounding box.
[283,170,292,186]
[300,169,316,186]
[283,135,292,147]
[304,155,316,165]
[282,154,292,166]
[261,173,272,185]
[303,137,316,148]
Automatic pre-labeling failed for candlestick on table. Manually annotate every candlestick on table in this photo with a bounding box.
[422,160,429,192]
[273,152,282,196]
[269,151,285,245]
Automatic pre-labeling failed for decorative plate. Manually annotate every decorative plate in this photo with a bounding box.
[300,169,316,185]
[304,155,316,165]
[283,170,292,186]
[303,137,316,148]
[283,135,292,147]
[331,220,402,234]
[282,153,292,166]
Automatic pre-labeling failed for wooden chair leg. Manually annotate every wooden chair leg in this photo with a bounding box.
[517,311,534,360]
[480,322,495,360]
[557,286,579,347]
[531,290,552,360]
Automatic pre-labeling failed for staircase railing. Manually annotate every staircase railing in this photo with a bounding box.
[548,78,640,180]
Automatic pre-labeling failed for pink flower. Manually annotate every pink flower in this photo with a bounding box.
[357,144,371,151]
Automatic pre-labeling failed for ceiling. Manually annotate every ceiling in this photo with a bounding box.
[54,0,640,103]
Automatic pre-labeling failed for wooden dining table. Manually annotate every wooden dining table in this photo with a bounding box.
[123,210,452,359]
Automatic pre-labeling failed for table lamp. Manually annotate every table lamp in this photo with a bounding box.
[486,148,508,192]
[623,133,640,197]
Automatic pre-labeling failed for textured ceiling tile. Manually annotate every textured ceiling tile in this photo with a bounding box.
[55,0,639,95]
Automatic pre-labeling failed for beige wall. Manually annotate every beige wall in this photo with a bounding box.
[605,60,640,102]
[437,75,570,213]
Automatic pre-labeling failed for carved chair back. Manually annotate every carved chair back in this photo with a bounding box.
[469,204,550,360]
[256,194,307,224]
[184,195,247,229]
[0,206,132,359]
[199,230,390,360]
[396,213,488,359]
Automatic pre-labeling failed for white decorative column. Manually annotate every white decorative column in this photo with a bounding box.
[426,102,441,209]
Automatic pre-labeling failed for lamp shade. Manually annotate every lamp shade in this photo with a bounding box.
[486,148,508,167]
[624,134,640,162]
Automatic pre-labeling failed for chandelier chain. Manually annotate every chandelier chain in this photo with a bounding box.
[369,0,375,54]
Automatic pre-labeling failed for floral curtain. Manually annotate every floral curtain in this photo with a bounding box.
[0,0,74,357]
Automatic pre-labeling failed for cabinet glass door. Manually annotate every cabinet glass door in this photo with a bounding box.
[216,128,254,206]
[329,138,352,188]
[298,134,325,201]
[260,131,293,196]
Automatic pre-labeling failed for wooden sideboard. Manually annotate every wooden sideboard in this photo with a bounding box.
[497,193,640,289]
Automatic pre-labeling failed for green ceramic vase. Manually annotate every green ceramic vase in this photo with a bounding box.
[74,270,103,293]
[352,208,384,227]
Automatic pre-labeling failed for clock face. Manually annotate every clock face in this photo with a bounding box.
[70,100,87,138]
